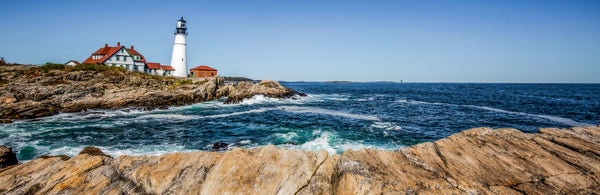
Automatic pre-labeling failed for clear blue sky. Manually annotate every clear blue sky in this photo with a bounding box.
[1,0,599,83]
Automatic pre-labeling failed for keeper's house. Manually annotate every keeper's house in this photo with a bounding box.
[190,65,217,78]
[82,42,174,76]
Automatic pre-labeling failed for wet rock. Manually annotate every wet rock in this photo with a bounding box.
[1,126,598,194]
[224,80,305,104]
[79,147,112,158]
[0,146,18,168]
[212,142,229,151]
[39,155,71,161]
[0,119,12,124]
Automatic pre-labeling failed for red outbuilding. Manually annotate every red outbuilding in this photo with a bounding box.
[190,65,217,78]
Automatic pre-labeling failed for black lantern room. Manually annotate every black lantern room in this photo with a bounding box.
[176,17,187,35]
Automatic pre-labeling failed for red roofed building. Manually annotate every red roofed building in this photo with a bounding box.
[145,62,175,76]
[65,60,80,66]
[82,42,147,72]
[190,65,217,78]
[82,42,179,76]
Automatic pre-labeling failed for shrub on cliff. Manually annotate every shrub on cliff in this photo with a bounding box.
[68,63,127,73]
[168,79,193,89]
[37,62,66,72]
[36,63,127,74]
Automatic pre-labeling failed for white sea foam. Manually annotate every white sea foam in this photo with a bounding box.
[138,108,276,120]
[238,94,314,105]
[239,140,252,145]
[239,95,276,105]
[45,144,197,159]
[140,105,379,121]
[137,114,200,120]
[370,122,402,131]
[395,99,408,103]
[204,108,275,118]
[292,131,337,154]
[286,130,405,155]
[326,97,350,101]
[278,106,379,121]
[274,132,299,141]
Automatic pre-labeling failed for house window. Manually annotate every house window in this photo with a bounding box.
[116,56,120,61]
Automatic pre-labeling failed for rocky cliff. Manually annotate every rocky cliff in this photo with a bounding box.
[0,64,303,121]
[1,125,598,194]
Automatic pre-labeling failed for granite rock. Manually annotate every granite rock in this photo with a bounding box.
[0,65,300,120]
[1,125,598,194]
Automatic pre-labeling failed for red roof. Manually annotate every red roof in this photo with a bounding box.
[161,65,175,71]
[190,65,217,71]
[82,45,123,64]
[66,60,80,65]
[146,62,161,69]
[127,47,146,62]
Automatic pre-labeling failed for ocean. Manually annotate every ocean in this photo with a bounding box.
[1,82,598,161]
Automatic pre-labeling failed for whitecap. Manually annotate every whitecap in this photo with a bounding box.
[137,108,275,120]
[395,99,408,103]
[137,114,200,120]
[273,132,299,141]
[45,144,197,159]
[239,95,278,105]
[370,122,402,131]
[239,140,252,145]
[278,106,379,121]
[291,131,337,154]
[204,108,275,118]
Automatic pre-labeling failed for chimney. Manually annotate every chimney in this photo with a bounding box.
[117,42,121,46]
[131,46,134,49]
[105,43,108,47]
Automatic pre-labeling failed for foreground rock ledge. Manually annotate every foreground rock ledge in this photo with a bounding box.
[1,125,599,194]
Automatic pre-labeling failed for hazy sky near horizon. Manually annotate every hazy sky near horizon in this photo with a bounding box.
[1,0,598,83]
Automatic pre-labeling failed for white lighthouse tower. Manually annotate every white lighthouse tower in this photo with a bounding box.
[170,17,188,77]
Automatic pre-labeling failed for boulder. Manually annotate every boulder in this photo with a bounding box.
[0,146,18,168]
[79,147,112,158]
[224,80,305,104]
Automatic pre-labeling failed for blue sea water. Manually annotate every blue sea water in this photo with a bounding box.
[1,82,599,161]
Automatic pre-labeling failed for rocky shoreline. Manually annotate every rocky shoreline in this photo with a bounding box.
[1,125,598,194]
[0,64,304,122]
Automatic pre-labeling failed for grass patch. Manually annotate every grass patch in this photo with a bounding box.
[35,63,127,74]
[37,63,66,72]
[68,63,127,73]
[168,79,193,89]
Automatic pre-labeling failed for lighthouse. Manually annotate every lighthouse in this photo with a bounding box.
[170,17,188,77]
